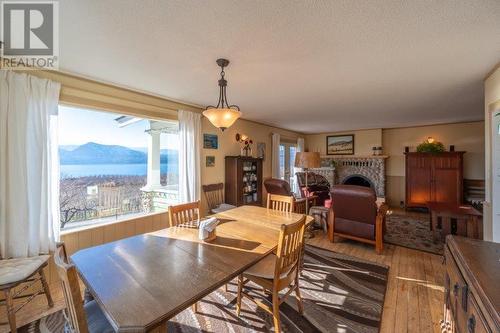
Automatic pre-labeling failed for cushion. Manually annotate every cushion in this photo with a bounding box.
[211,203,236,214]
[335,217,375,240]
[84,300,115,333]
[244,254,292,280]
[0,255,50,285]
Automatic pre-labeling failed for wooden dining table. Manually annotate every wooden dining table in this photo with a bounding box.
[71,205,313,332]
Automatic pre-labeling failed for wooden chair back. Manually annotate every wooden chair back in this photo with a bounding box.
[202,183,224,211]
[267,193,295,213]
[168,201,200,227]
[275,216,306,281]
[53,244,89,333]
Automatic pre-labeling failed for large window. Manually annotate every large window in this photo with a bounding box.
[58,105,179,230]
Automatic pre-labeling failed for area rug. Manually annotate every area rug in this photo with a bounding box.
[19,245,389,333]
[384,210,444,255]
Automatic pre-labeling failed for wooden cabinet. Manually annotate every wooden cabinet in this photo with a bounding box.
[443,236,500,333]
[225,156,263,207]
[405,152,464,208]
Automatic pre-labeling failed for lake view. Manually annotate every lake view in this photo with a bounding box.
[60,163,178,178]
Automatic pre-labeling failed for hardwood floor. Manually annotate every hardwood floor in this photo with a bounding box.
[0,232,445,333]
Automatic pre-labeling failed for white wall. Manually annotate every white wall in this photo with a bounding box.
[485,66,500,242]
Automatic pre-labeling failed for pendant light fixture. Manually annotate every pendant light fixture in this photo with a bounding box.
[203,58,242,131]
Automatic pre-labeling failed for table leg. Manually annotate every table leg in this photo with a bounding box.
[431,211,438,242]
[442,216,451,241]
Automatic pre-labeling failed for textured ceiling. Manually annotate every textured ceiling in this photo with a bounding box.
[59,0,500,133]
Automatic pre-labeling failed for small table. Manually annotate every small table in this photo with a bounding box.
[427,202,482,242]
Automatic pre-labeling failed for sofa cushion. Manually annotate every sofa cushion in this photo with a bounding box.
[335,217,375,240]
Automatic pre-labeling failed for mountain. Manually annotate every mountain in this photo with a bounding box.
[59,145,79,151]
[59,142,178,165]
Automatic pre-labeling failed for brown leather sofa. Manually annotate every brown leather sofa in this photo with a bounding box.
[328,185,388,254]
[295,172,331,207]
[263,178,316,214]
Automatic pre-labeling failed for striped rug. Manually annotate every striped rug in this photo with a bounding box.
[20,245,389,333]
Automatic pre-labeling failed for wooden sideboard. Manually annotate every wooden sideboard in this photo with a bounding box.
[405,152,464,208]
[444,236,500,332]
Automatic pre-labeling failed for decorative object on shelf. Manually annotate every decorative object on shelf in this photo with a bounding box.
[449,145,455,152]
[203,58,241,131]
[372,146,383,156]
[206,156,215,167]
[257,142,266,160]
[203,134,218,149]
[404,146,410,153]
[295,151,321,238]
[326,134,354,155]
[236,133,253,157]
[416,137,445,153]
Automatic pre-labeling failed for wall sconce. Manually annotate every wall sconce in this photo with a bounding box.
[235,133,248,142]
[426,137,435,144]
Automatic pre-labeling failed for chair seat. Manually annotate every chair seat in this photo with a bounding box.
[84,300,115,333]
[211,203,236,214]
[244,254,291,280]
[0,255,50,285]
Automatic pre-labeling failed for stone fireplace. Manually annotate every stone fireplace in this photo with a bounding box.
[314,156,387,198]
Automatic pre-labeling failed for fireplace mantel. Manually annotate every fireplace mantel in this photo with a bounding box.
[319,155,387,198]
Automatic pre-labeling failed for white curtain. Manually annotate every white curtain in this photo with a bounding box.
[293,137,305,194]
[0,71,61,258]
[178,110,201,203]
[271,133,281,178]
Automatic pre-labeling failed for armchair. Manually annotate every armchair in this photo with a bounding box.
[295,172,331,206]
[263,178,316,214]
[328,185,388,254]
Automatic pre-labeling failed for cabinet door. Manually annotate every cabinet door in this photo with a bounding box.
[406,155,433,206]
[432,155,462,204]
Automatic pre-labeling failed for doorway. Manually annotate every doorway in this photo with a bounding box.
[279,142,297,190]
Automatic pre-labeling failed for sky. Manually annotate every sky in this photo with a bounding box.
[58,105,179,150]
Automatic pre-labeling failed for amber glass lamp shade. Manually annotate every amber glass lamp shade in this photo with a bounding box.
[203,108,242,131]
[294,152,321,169]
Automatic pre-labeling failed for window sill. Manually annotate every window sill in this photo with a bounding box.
[60,209,168,236]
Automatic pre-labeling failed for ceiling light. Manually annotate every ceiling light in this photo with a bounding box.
[203,58,242,131]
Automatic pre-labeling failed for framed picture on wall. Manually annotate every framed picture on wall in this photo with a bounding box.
[206,156,215,167]
[203,134,218,149]
[326,135,354,155]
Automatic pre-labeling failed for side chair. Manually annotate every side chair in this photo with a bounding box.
[236,216,306,333]
[202,183,235,214]
[266,193,295,213]
[54,243,114,333]
[168,200,200,227]
[0,254,53,333]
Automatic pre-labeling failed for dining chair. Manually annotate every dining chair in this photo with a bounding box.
[202,183,235,214]
[266,193,295,213]
[236,216,306,333]
[167,201,204,311]
[168,201,200,227]
[53,243,114,333]
[0,255,54,333]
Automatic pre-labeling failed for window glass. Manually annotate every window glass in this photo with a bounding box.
[58,105,179,230]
